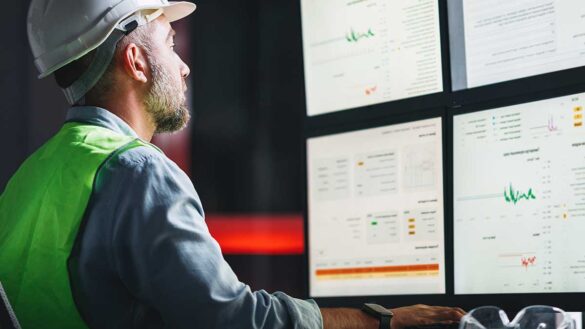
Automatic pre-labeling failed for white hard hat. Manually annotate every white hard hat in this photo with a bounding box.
[27,0,196,104]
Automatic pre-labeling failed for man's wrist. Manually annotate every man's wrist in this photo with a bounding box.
[362,303,393,329]
[320,307,380,329]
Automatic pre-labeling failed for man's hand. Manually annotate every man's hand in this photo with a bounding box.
[391,304,466,329]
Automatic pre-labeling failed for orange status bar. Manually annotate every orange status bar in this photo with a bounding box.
[316,263,439,276]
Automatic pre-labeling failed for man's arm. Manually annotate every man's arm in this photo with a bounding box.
[321,304,466,329]
[80,148,322,329]
[321,308,378,329]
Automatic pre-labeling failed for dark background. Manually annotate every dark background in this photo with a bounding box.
[190,0,305,214]
[188,0,307,297]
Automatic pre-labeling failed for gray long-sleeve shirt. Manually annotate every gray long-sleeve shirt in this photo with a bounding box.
[66,107,322,329]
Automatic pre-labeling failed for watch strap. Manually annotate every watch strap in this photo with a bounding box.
[362,303,393,329]
[379,314,390,329]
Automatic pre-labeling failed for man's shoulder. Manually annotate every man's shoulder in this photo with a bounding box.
[93,140,202,211]
[113,142,167,170]
[98,142,186,182]
[95,142,197,198]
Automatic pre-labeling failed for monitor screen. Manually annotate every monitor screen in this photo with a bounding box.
[307,117,445,297]
[449,0,585,91]
[453,92,585,294]
[301,0,443,116]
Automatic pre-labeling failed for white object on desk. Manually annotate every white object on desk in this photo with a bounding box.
[567,312,582,329]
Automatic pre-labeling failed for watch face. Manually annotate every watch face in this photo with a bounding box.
[364,303,394,316]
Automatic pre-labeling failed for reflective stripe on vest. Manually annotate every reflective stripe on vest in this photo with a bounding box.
[0,122,155,328]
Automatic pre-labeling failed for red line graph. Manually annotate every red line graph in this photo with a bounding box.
[547,116,558,132]
[365,86,377,96]
[521,256,536,270]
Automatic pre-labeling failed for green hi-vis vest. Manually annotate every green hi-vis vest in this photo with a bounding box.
[0,122,153,328]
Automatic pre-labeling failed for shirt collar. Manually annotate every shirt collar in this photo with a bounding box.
[65,106,139,138]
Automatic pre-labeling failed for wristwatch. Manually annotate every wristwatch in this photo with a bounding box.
[362,303,394,329]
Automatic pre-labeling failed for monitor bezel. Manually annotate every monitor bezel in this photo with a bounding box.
[447,83,585,314]
[301,0,453,126]
[303,107,453,309]
[445,0,585,107]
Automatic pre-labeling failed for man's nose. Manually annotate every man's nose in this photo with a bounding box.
[180,60,190,79]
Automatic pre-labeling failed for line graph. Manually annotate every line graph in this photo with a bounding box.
[345,28,375,43]
[547,115,558,132]
[504,184,536,205]
[365,85,377,95]
[521,256,537,270]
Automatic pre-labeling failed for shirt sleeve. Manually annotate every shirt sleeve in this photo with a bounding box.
[93,146,323,329]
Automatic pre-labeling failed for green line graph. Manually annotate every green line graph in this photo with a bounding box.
[504,184,536,205]
[346,28,375,43]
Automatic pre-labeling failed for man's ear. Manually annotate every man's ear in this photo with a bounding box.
[121,43,149,83]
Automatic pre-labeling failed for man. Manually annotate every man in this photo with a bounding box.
[0,0,465,328]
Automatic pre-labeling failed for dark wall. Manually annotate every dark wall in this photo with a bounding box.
[1,0,69,191]
[0,1,31,191]
[190,0,305,213]
[189,0,307,297]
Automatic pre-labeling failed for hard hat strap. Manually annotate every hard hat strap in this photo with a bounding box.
[62,30,126,105]
[62,9,163,105]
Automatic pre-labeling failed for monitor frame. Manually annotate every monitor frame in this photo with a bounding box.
[447,83,585,314]
[303,107,453,309]
[301,0,453,126]
[446,0,585,107]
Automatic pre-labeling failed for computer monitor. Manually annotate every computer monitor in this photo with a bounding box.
[449,0,585,91]
[301,0,443,116]
[453,91,585,294]
[306,117,445,297]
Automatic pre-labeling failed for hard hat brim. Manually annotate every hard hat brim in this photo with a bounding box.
[163,1,197,23]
